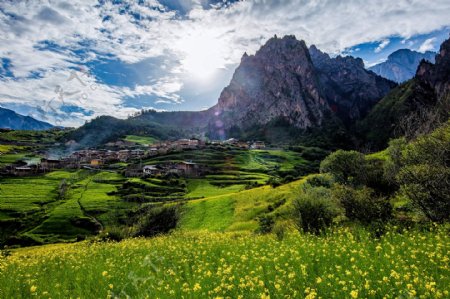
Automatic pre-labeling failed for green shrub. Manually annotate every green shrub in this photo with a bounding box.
[98,226,131,242]
[320,150,365,186]
[272,222,286,241]
[332,185,392,225]
[304,174,334,188]
[292,187,340,234]
[396,122,450,222]
[255,215,274,234]
[364,156,395,195]
[268,177,282,188]
[398,164,450,222]
[383,138,407,183]
[134,205,180,237]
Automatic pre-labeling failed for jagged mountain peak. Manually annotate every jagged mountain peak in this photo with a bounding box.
[209,35,395,140]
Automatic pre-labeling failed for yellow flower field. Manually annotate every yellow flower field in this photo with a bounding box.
[0,226,448,298]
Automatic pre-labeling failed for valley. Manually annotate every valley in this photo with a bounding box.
[0,10,449,297]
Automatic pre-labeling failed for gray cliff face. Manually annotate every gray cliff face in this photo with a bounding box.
[208,35,396,137]
[369,49,436,83]
[310,45,396,122]
[213,35,327,132]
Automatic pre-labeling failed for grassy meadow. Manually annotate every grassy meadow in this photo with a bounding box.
[0,226,448,298]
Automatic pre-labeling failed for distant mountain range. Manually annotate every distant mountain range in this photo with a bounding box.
[369,49,436,83]
[0,107,53,130]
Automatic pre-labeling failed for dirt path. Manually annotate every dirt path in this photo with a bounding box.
[76,176,104,232]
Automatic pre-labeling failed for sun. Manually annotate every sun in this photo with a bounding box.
[178,30,227,81]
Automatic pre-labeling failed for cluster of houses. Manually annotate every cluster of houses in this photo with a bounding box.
[1,137,266,177]
[134,161,201,178]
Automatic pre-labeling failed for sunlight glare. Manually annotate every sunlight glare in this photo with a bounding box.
[178,30,227,81]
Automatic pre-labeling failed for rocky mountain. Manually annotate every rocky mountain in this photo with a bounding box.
[208,35,396,140]
[0,107,53,130]
[208,36,328,139]
[360,36,450,149]
[309,45,396,123]
[369,49,436,83]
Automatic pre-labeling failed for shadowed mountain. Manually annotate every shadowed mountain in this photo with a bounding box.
[369,49,436,83]
[0,107,53,130]
[359,36,450,149]
[207,35,396,142]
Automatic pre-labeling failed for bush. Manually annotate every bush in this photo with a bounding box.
[292,187,340,234]
[272,222,286,241]
[255,215,274,234]
[332,185,392,225]
[304,174,334,188]
[134,205,180,237]
[398,164,450,222]
[383,138,407,183]
[98,226,131,242]
[364,156,394,195]
[396,123,450,222]
[268,177,282,188]
[320,150,366,186]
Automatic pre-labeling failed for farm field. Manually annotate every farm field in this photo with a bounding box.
[124,135,158,145]
[1,226,448,298]
[0,171,136,244]
[0,156,302,245]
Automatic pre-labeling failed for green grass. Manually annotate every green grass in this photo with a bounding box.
[180,179,303,232]
[0,153,30,166]
[124,135,158,145]
[1,226,448,298]
[179,196,235,231]
[0,171,138,244]
[0,144,23,153]
[185,179,245,198]
[0,177,60,215]
[0,130,67,144]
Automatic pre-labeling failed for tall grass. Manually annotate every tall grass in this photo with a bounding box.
[1,226,448,298]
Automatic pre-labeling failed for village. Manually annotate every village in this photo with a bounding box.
[0,137,266,178]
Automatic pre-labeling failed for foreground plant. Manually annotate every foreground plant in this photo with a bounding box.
[1,225,449,298]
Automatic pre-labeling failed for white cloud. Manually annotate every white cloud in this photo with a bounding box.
[418,37,437,52]
[375,39,390,53]
[0,0,450,126]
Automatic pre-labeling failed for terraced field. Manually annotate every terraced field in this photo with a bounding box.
[1,147,318,245]
[0,171,133,244]
[124,135,158,145]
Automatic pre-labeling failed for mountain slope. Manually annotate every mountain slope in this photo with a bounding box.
[208,35,395,141]
[369,49,436,83]
[309,45,396,123]
[0,107,53,130]
[360,36,450,149]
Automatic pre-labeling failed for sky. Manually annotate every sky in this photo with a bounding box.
[0,0,449,127]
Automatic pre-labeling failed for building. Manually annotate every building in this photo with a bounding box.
[143,165,161,176]
[90,159,103,167]
[250,141,266,149]
[40,158,62,171]
[176,161,199,177]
